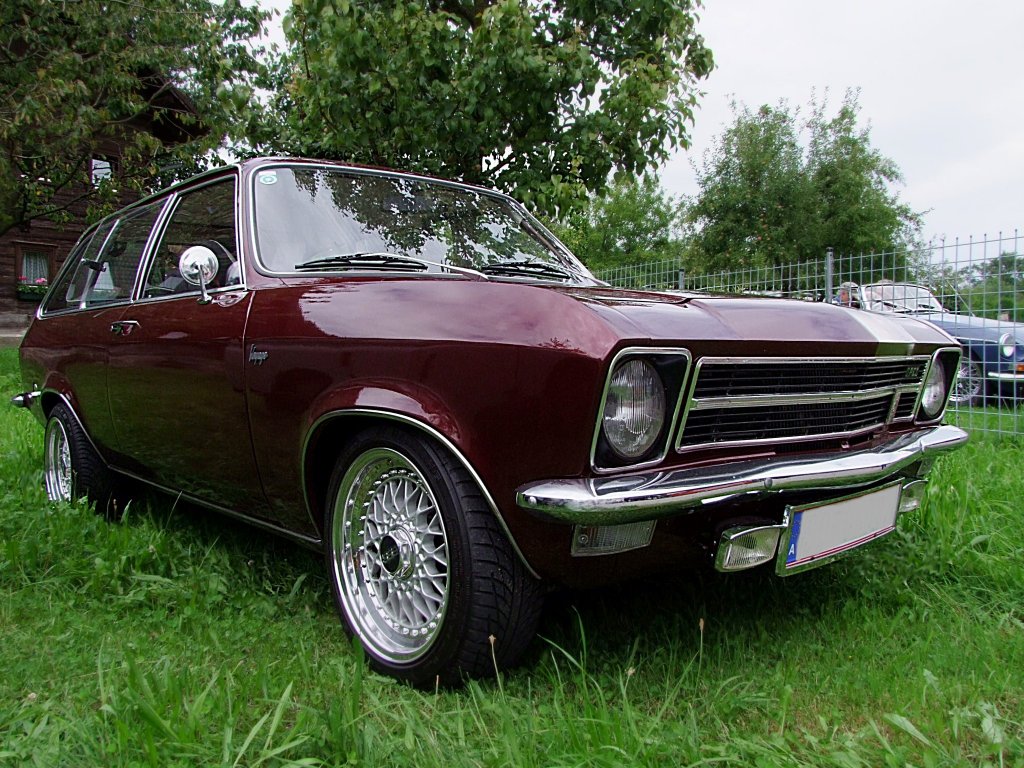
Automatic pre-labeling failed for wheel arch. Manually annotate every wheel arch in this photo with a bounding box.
[39,389,104,455]
[301,408,539,579]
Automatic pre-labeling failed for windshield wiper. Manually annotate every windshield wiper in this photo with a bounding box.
[294,252,430,273]
[294,252,488,280]
[480,260,574,281]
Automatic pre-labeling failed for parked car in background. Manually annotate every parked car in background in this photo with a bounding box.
[13,158,968,685]
[860,282,1024,406]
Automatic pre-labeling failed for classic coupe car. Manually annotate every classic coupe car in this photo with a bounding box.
[14,158,968,685]
[861,282,1024,406]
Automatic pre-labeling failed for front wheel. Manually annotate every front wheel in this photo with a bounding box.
[949,356,985,408]
[325,427,542,686]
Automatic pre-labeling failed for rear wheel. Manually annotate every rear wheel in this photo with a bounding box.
[325,426,542,686]
[44,403,121,516]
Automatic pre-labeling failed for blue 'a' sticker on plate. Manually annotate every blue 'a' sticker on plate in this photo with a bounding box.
[786,512,802,565]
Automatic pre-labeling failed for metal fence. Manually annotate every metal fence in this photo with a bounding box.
[593,231,1024,439]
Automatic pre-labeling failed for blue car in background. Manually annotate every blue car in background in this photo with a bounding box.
[861,282,1024,407]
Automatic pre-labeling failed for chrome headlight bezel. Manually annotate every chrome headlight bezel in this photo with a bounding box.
[591,348,691,473]
[999,332,1017,358]
[917,348,960,422]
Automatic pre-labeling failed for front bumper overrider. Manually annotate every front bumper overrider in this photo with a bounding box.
[516,424,968,526]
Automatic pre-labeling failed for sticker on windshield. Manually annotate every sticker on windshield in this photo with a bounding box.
[257,172,278,185]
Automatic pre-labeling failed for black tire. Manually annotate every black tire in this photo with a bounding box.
[43,403,122,517]
[949,356,985,408]
[324,426,543,686]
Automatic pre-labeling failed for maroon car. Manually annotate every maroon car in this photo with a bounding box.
[13,158,967,685]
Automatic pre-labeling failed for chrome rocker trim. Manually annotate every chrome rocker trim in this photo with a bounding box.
[516,424,968,525]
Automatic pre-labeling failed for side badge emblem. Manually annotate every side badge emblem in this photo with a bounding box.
[248,345,269,366]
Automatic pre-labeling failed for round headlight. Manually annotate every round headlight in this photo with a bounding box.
[602,359,666,460]
[919,358,948,419]
[999,332,1017,358]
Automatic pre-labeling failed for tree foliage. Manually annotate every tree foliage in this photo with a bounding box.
[684,92,922,272]
[553,175,683,271]
[270,0,713,215]
[0,0,268,238]
[956,251,1024,322]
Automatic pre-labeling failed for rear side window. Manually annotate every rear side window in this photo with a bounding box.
[44,202,164,312]
[43,221,112,313]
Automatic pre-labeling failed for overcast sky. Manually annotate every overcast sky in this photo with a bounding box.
[259,0,1021,244]
[660,0,1023,244]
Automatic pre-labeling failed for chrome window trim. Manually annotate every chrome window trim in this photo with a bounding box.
[37,199,169,317]
[37,234,94,318]
[133,173,247,304]
[127,196,176,300]
[675,355,933,454]
[301,407,540,579]
[590,346,691,475]
[72,206,163,312]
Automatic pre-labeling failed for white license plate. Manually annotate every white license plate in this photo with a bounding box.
[778,482,902,574]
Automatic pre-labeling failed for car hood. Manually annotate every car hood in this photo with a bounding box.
[911,311,1024,341]
[559,287,957,355]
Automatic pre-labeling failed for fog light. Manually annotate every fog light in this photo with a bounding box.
[898,480,928,515]
[715,525,783,572]
[571,521,655,556]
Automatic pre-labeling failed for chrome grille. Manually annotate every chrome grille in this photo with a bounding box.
[691,359,927,398]
[677,357,928,451]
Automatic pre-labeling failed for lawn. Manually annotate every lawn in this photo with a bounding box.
[1,344,1022,767]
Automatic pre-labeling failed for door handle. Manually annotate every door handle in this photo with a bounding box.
[110,320,140,336]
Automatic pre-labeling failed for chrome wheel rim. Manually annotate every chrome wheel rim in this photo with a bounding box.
[43,417,73,502]
[951,359,983,406]
[330,447,450,663]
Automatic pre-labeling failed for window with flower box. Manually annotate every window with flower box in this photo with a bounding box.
[15,242,58,300]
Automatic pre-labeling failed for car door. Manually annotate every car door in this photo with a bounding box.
[32,213,146,456]
[106,176,268,516]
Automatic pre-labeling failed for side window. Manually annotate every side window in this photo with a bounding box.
[144,179,238,298]
[44,202,164,312]
[83,203,164,307]
[43,225,107,313]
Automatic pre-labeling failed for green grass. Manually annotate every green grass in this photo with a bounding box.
[949,402,1024,437]
[1,345,1022,767]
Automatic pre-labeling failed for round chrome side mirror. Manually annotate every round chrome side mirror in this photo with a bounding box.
[179,246,219,286]
[178,245,219,304]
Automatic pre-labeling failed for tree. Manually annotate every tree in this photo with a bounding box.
[270,0,713,215]
[0,0,268,238]
[684,91,921,273]
[956,251,1024,322]
[553,174,683,272]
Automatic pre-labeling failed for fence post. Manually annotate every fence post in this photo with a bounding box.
[678,268,685,291]
[825,247,835,302]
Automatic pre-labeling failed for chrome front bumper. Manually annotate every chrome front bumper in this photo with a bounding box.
[516,424,968,525]
[987,371,1024,381]
[10,390,40,409]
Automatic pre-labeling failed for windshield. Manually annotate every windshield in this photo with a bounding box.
[862,283,945,313]
[252,165,590,282]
